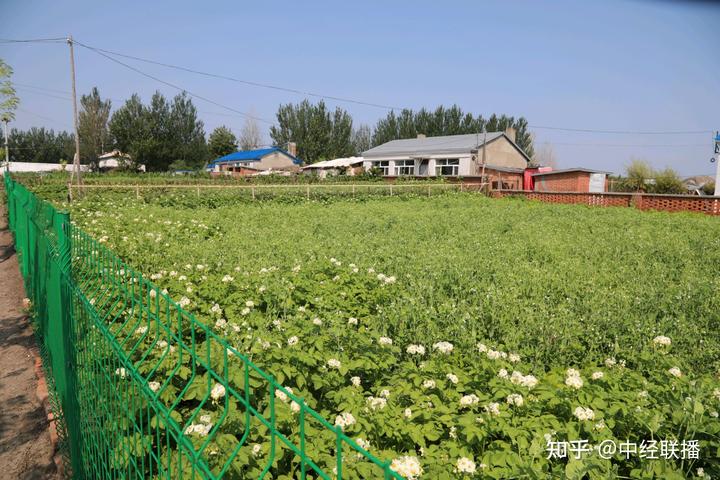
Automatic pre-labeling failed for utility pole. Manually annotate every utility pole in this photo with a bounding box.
[68,35,82,186]
[714,131,720,196]
[480,130,487,191]
[3,117,8,172]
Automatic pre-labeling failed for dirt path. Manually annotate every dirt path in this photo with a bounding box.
[0,202,59,479]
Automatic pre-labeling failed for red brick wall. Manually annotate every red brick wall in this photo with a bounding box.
[533,172,591,192]
[491,191,720,216]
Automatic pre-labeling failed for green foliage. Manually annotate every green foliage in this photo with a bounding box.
[44,184,720,479]
[269,99,354,163]
[78,87,112,168]
[652,168,685,194]
[8,127,75,163]
[207,126,238,160]
[16,172,719,479]
[372,106,535,158]
[109,91,207,171]
[351,124,373,155]
[0,58,19,122]
[702,182,716,196]
[623,159,655,192]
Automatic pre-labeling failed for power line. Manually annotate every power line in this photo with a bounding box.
[73,41,405,111]
[3,37,714,137]
[0,37,67,44]
[71,41,714,137]
[531,125,712,135]
[15,86,72,102]
[14,82,72,96]
[74,41,277,125]
[538,141,709,147]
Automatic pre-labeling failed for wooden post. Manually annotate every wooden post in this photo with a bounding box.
[196,185,200,197]
[390,185,393,196]
[252,186,255,200]
[306,185,310,199]
[427,184,431,197]
[135,185,140,199]
[352,184,356,197]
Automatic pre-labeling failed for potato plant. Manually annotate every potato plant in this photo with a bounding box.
[55,188,720,479]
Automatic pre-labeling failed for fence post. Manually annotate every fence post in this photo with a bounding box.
[135,184,140,200]
[47,210,84,479]
[306,184,310,200]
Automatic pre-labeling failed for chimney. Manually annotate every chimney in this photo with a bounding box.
[504,127,516,143]
[417,133,426,139]
[287,142,297,157]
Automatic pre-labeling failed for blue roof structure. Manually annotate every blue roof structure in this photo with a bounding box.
[206,147,303,170]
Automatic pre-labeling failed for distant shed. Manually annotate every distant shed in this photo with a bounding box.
[532,168,610,193]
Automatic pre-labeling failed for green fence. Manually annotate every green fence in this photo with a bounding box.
[4,173,403,480]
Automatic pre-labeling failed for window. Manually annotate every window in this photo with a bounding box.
[435,158,459,176]
[394,160,415,176]
[373,161,390,176]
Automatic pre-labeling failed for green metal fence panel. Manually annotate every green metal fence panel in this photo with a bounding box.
[3,173,403,480]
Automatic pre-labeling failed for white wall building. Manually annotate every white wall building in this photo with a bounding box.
[362,130,529,177]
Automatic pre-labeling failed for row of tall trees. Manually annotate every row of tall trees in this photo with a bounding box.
[269,101,535,163]
[109,92,207,171]
[7,128,75,163]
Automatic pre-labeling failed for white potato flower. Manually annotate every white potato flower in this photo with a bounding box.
[404,408,412,418]
[668,367,682,378]
[210,383,226,401]
[287,336,299,346]
[389,456,423,480]
[433,341,454,354]
[327,358,341,369]
[446,373,459,384]
[653,335,671,347]
[506,393,524,407]
[422,379,436,389]
[406,344,426,355]
[252,444,262,457]
[348,317,358,325]
[573,406,595,421]
[335,412,356,430]
[459,394,480,407]
[148,381,161,393]
[351,376,361,387]
[456,457,476,474]
[378,336,393,346]
[591,371,604,380]
[366,396,387,410]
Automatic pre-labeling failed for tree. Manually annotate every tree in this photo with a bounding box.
[0,58,19,122]
[208,126,238,159]
[8,128,74,163]
[371,106,535,158]
[624,159,654,192]
[269,100,353,163]
[532,142,557,168]
[652,167,685,194]
[78,87,111,169]
[351,124,372,155]
[168,92,206,169]
[109,91,206,171]
[238,113,262,151]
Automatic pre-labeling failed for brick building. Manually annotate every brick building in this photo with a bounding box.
[532,168,609,193]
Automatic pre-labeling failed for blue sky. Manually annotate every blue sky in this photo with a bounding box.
[2,0,719,175]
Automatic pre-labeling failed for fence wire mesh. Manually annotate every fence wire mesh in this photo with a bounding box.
[4,173,403,480]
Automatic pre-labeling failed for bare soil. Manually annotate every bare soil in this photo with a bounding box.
[0,202,59,479]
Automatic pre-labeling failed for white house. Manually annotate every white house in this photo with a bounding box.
[301,157,364,178]
[362,129,529,178]
[98,150,145,172]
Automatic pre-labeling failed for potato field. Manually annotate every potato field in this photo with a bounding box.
[37,183,720,479]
